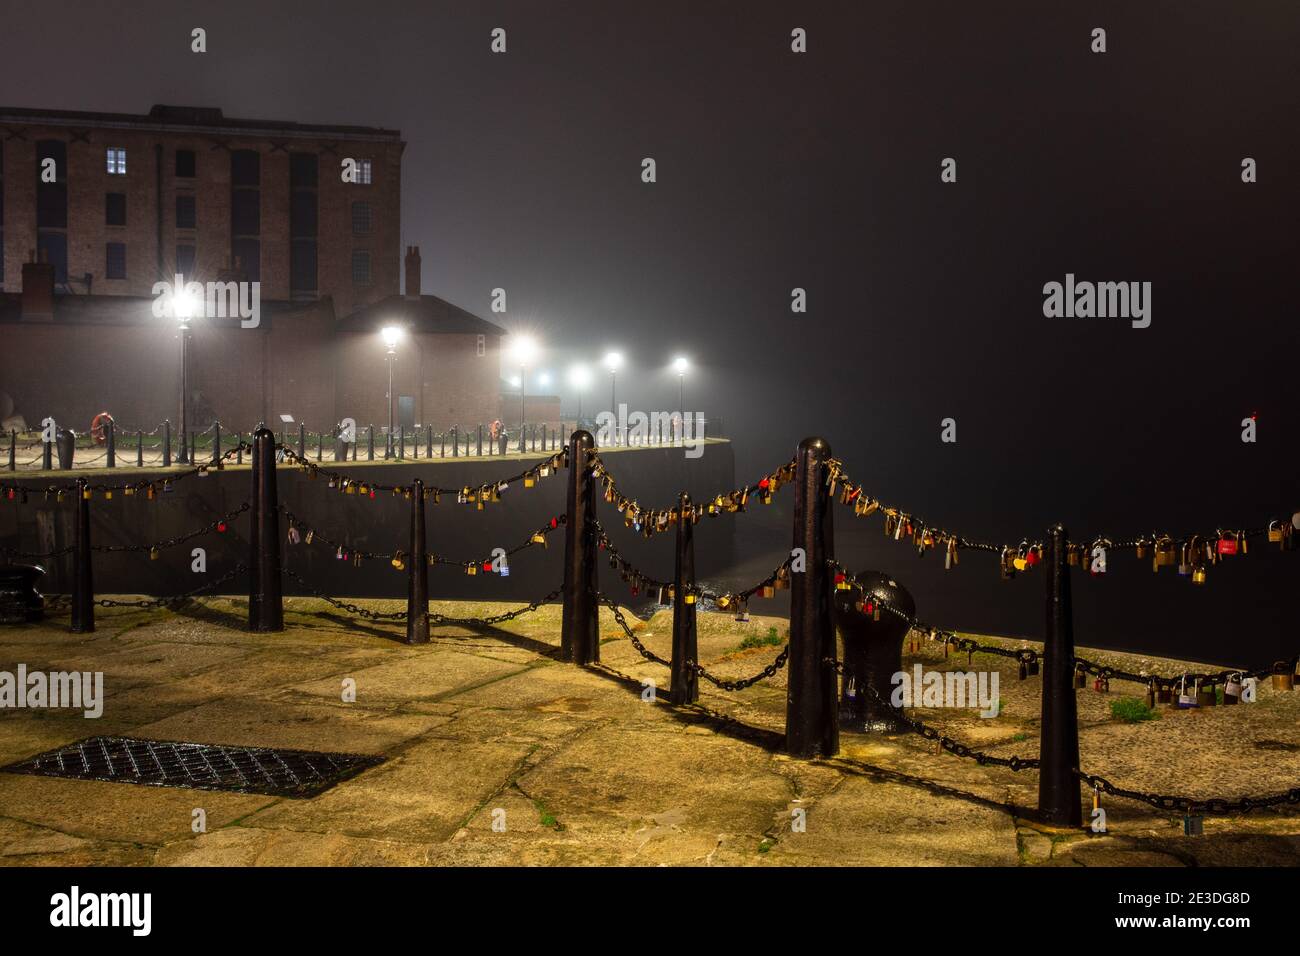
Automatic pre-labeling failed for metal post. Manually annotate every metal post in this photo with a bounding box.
[367,425,375,461]
[298,423,306,460]
[178,325,190,463]
[352,435,357,461]
[440,432,446,458]
[561,430,598,664]
[406,478,430,644]
[189,429,196,465]
[786,436,838,759]
[42,430,52,470]
[517,420,526,454]
[397,424,405,460]
[452,425,459,457]
[70,477,94,633]
[1037,523,1083,827]
[7,429,13,470]
[671,491,699,704]
[56,429,74,469]
[315,432,322,462]
[248,427,283,632]
[136,430,143,467]
[163,420,172,467]
[105,420,115,468]
[237,432,243,466]
[425,425,432,458]
[211,422,221,465]
[476,424,483,457]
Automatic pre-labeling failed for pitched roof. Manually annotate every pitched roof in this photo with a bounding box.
[0,104,401,142]
[337,294,506,337]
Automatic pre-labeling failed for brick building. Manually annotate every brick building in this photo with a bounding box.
[0,104,552,436]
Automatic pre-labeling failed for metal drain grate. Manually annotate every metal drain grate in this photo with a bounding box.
[0,736,384,798]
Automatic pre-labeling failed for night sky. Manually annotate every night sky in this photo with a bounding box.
[4,1,1297,662]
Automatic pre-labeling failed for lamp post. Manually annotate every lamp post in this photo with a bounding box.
[172,282,199,465]
[382,326,402,459]
[672,356,689,446]
[509,335,539,454]
[604,351,623,445]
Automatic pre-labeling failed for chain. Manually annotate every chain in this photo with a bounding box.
[427,587,562,627]
[43,564,250,610]
[1071,653,1296,691]
[1077,769,1300,816]
[280,566,407,619]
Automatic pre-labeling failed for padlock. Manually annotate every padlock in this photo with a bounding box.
[1018,660,1028,681]
[1273,662,1296,691]
[1157,682,1172,704]
[1027,656,1039,677]
[1073,667,1087,689]
[1191,565,1207,585]
[1145,680,1156,710]
[1223,673,1242,704]
[1177,677,1197,708]
[1197,681,1217,707]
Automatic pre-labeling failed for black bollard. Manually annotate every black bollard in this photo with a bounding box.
[136,430,144,467]
[70,477,94,633]
[498,432,508,456]
[440,432,446,458]
[426,425,432,458]
[105,420,115,468]
[42,429,52,470]
[452,425,459,457]
[405,478,430,644]
[832,572,913,732]
[7,429,14,470]
[561,430,598,664]
[352,435,357,461]
[295,423,304,460]
[786,437,838,759]
[56,428,75,469]
[247,428,283,632]
[413,426,419,459]
[517,423,525,455]
[236,432,243,466]
[1037,524,1083,827]
[476,424,483,457]
[367,425,375,461]
[397,425,405,460]
[315,432,322,462]
[334,431,347,462]
[670,491,699,704]
[189,429,197,465]
[211,422,221,465]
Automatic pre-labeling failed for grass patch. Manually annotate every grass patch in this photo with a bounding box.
[738,626,785,651]
[533,799,563,831]
[1110,697,1160,723]
[757,838,774,854]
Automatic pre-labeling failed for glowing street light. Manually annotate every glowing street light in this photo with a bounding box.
[169,282,202,464]
[381,325,403,458]
[672,356,689,415]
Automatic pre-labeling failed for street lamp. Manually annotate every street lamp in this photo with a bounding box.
[604,351,623,445]
[568,364,591,423]
[510,335,539,453]
[381,325,402,458]
[672,356,689,445]
[171,283,200,464]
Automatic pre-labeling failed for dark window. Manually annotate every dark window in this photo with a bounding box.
[351,201,372,236]
[232,237,260,282]
[38,233,67,285]
[351,250,371,285]
[231,190,259,235]
[231,150,259,186]
[291,240,317,294]
[290,191,317,235]
[105,193,126,226]
[176,244,196,279]
[175,149,196,178]
[36,140,68,229]
[290,152,318,188]
[105,242,126,280]
[176,194,196,229]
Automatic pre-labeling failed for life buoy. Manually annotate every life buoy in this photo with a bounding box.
[90,411,115,445]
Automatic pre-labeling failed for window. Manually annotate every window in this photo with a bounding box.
[176,244,196,280]
[354,158,372,185]
[106,193,126,226]
[36,140,67,228]
[290,152,318,188]
[175,149,195,178]
[289,153,318,298]
[231,150,259,186]
[231,150,261,281]
[176,194,196,229]
[105,243,126,279]
[476,334,486,357]
[351,201,372,236]
[106,148,126,175]
[351,250,371,285]
[232,238,260,281]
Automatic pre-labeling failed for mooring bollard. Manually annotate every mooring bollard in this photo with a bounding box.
[105,420,115,468]
[1038,523,1083,827]
[368,424,375,461]
[671,491,700,704]
[406,478,430,644]
[248,427,283,632]
[561,430,598,664]
[71,477,94,633]
[786,436,838,759]
[56,428,75,470]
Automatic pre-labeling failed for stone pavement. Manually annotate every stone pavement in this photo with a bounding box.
[1,597,1298,866]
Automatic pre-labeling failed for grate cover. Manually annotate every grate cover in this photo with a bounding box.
[0,736,384,798]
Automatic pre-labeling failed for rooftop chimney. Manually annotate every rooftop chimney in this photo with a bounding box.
[21,250,55,321]
[404,246,422,300]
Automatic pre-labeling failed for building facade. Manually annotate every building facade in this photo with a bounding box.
[0,103,556,439]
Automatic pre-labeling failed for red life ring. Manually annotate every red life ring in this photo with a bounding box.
[90,411,115,445]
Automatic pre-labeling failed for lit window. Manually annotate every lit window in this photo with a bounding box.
[476,334,486,357]
[356,159,372,185]
[351,250,371,285]
[106,148,126,175]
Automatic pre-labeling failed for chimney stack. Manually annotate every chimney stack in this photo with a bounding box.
[404,246,422,300]
[21,249,55,321]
